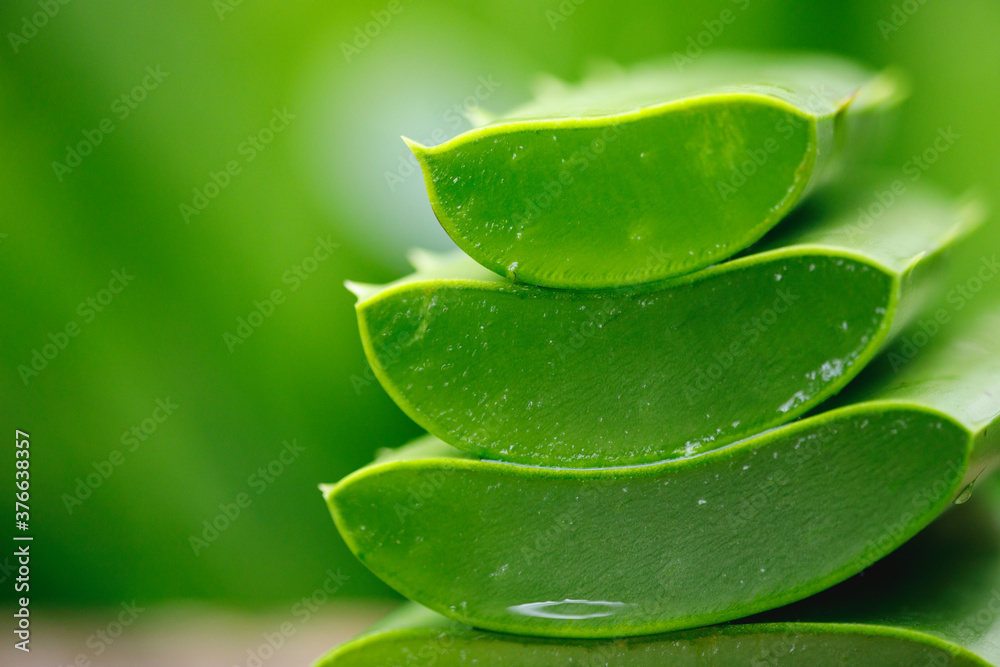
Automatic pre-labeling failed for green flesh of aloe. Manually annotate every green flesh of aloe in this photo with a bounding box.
[407,54,904,289]
[350,182,976,467]
[318,476,1000,666]
[325,309,1000,638]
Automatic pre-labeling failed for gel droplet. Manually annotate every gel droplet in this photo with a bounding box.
[955,482,975,505]
[508,599,628,620]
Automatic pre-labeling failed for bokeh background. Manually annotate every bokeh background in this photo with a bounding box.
[2,0,998,663]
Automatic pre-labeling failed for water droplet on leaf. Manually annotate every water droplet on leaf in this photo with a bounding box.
[955,481,975,505]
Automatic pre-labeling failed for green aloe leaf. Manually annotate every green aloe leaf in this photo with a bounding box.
[407,53,904,289]
[316,476,1000,666]
[350,182,976,467]
[325,309,1000,638]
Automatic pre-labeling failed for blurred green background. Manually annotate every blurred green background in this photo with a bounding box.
[2,0,998,612]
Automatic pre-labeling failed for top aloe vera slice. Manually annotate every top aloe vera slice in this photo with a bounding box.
[407,53,904,289]
[325,308,1000,638]
[318,480,1000,666]
[350,181,975,467]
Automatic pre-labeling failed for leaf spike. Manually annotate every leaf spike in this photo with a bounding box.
[401,135,430,157]
[344,280,381,303]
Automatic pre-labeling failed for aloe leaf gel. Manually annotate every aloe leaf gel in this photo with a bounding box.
[352,182,976,467]
[408,54,904,288]
[327,309,1000,637]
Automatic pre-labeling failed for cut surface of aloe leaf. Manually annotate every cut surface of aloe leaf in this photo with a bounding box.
[327,309,1000,638]
[353,182,975,467]
[318,478,1000,665]
[409,53,904,289]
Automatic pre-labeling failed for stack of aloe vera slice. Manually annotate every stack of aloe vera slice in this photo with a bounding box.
[319,54,1000,665]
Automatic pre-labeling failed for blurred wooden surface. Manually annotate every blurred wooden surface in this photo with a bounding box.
[1,601,394,666]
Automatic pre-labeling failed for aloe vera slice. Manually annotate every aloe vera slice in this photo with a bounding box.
[317,477,1000,666]
[407,53,904,289]
[325,309,1000,638]
[350,182,975,467]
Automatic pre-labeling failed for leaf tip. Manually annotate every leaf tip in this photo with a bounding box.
[401,135,430,156]
[835,87,862,114]
[344,280,380,303]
